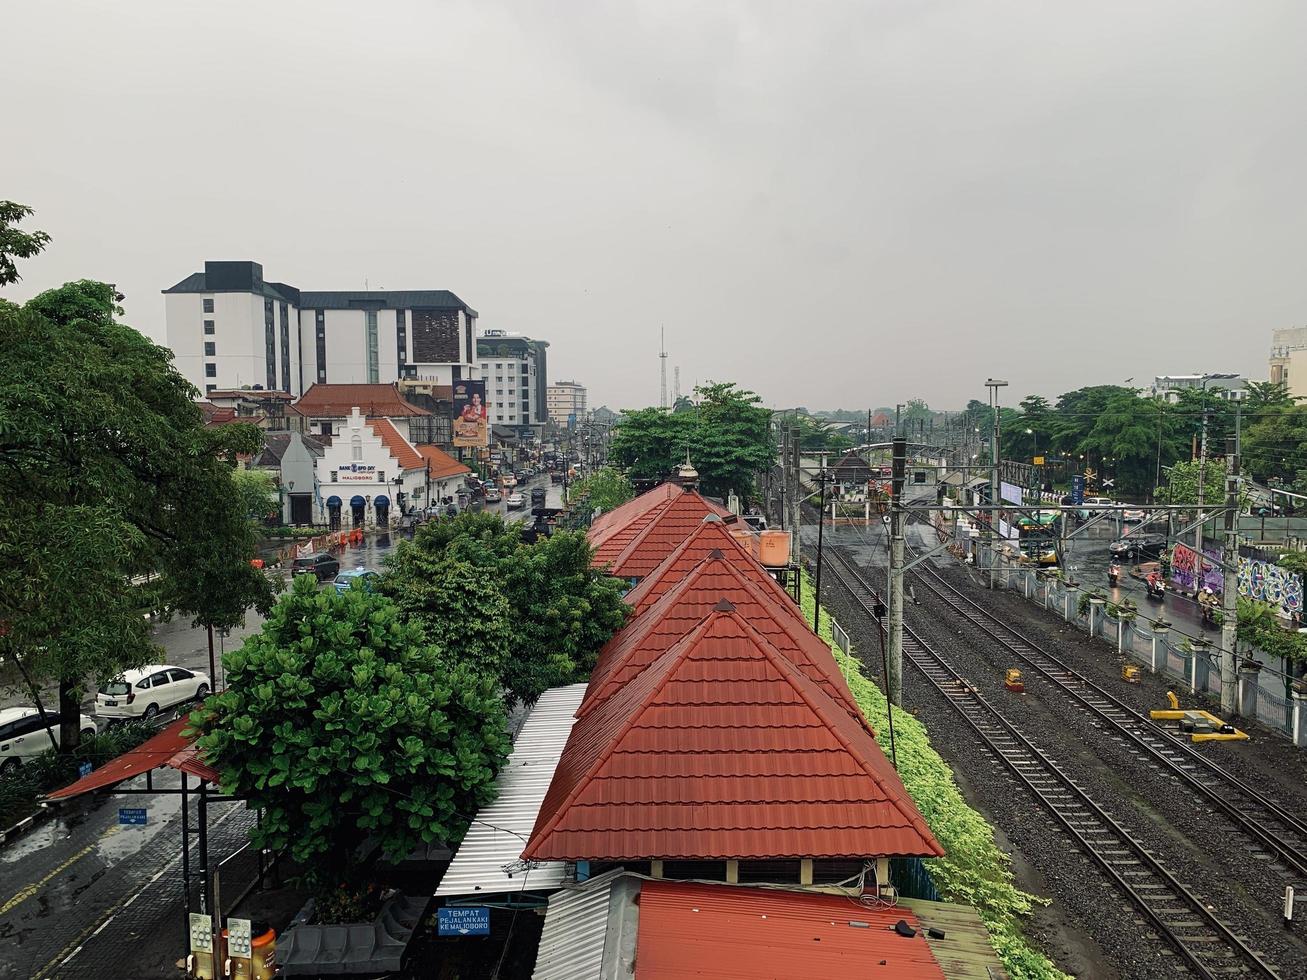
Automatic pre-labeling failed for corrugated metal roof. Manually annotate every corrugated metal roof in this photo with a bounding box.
[524,609,941,863]
[434,684,587,898]
[532,870,639,980]
[635,881,947,980]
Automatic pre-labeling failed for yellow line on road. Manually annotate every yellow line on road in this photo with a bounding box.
[0,828,120,918]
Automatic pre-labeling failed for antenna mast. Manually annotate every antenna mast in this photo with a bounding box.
[659,326,669,408]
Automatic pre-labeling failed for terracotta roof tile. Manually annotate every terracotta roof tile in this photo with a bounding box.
[635,881,947,980]
[523,608,941,862]
[623,517,774,615]
[367,417,424,471]
[588,483,680,550]
[591,488,734,578]
[416,444,471,480]
[294,383,429,418]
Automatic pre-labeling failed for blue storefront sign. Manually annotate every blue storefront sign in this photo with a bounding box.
[1070,474,1085,506]
[438,906,490,936]
[78,761,93,778]
[118,807,147,826]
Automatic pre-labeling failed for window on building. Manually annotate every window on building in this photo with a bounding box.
[205,384,217,394]
[203,298,214,313]
[204,342,216,356]
[279,302,291,394]
[204,363,216,378]
[264,298,277,390]
[396,310,407,374]
[315,310,326,383]
[203,319,215,335]
[365,310,379,384]
[351,435,362,461]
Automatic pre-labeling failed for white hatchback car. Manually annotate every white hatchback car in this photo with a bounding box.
[0,707,97,773]
[96,665,211,721]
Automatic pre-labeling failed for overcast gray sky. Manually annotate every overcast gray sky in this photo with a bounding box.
[3,1,1301,411]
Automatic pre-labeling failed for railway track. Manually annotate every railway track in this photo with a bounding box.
[824,548,1280,979]
[901,542,1307,890]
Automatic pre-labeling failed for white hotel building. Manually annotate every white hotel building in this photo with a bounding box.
[163,261,479,398]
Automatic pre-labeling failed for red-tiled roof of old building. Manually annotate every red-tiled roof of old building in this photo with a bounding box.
[622,516,767,615]
[367,417,424,471]
[417,444,472,480]
[581,552,862,726]
[588,482,681,550]
[295,383,429,418]
[591,487,734,579]
[634,880,947,980]
[523,605,942,863]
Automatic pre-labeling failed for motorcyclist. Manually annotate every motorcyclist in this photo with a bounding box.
[1108,562,1122,586]
[1146,569,1164,598]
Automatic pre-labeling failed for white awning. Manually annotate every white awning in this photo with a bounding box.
[434,683,587,898]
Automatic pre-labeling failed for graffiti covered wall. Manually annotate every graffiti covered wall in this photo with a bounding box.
[1170,544,1223,593]
[1238,556,1303,619]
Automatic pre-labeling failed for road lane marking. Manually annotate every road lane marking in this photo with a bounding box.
[32,803,243,979]
[0,839,98,917]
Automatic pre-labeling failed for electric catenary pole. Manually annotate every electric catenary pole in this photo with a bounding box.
[659,326,668,409]
[1219,438,1240,714]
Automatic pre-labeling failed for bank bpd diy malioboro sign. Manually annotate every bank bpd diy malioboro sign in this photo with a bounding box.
[337,463,378,483]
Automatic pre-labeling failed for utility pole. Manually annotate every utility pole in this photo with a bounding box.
[659,326,668,409]
[986,379,1009,589]
[813,470,828,634]
[887,436,906,706]
[895,403,903,438]
[1220,438,1240,714]
[1195,390,1210,589]
[778,425,789,532]
[789,426,802,568]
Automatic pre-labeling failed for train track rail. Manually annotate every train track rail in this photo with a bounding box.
[824,548,1280,979]
[900,540,1307,888]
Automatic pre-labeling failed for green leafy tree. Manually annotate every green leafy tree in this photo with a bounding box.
[609,408,694,484]
[1243,405,1307,488]
[1244,381,1298,410]
[192,577,510,886]
[380,512,628,704]
[0,200,51,286]
[0,279,274,749]
[232,468,280,521]
[568,466,635,513]
[1157,458,1229,506]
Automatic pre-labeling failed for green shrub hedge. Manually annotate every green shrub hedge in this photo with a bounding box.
[800,574,1070,980]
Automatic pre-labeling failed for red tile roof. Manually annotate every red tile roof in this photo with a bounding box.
[368,417,424,471]
[295,383,429,418]
[622,516,771,616]
[591,488,735,578]
[417,444,471,480]
[523,605,942,862]
[635,880,946,980]
[582,552,863,726]
[588,482,681,550]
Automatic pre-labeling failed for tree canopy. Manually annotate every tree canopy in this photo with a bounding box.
[0,278,274,746]
[610,381,774,500]
[192,577,510,881]
[379,512,628,705]
[0,200,50,286]
[567,466,635,513]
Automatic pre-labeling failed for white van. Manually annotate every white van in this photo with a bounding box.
[0,707,97,773]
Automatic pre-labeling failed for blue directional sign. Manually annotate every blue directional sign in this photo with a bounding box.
[438,906,490,936]
[1070,474,1085,506]
[118,807,147,826]
[78,762,93,778]
[567,413,577,429]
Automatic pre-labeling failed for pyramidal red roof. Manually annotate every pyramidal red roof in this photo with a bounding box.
[588,482,681,551]
[591,488,735,579]
[624,516,773,616]
[523,605,942,862]
[582,552,862,727]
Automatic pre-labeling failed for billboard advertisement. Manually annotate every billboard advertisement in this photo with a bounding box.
[452,379,489,447]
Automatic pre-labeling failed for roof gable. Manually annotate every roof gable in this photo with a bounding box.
[367,417,424,471]
[594,489,735,578]
[524,607,941,863]
[582,554,861,726]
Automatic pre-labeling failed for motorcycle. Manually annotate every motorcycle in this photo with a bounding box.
[1145,578,1165,601]
[1107,565,1122,587]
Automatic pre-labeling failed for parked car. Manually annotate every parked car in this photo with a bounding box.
[1122,508,1145,523]
[96,665,211,721]
[333,567,378,593]
[506,492,525,510]
[1109,533,1167,561]
[531,486,548,507]
[292,552,340,581]
[0,707,97,773]
[485,488,503,504]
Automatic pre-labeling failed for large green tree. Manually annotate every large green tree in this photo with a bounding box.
[0,201,50,286]
[380,512,628,704]
[1243,405,1307,489]
[610,381,774,501]
[567,466,635,513]
[192,577,509,886]
[0,279,274,747]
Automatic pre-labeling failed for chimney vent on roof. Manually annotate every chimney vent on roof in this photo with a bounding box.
[708,549,724,559]
[703,513,722,523]
[714,598,736,612]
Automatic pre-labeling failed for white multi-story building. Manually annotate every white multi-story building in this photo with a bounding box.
[1149,374,1248,404]
[547,380,587,422]
[476,329,549,436]
[163,261,479,398]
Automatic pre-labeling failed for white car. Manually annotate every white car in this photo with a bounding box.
[1122,508,1145,522]
[0,707,97,773]
[96,665,211,721]
[506,492,525,510]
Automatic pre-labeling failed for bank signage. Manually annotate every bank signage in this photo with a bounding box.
[338,463,377,483]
